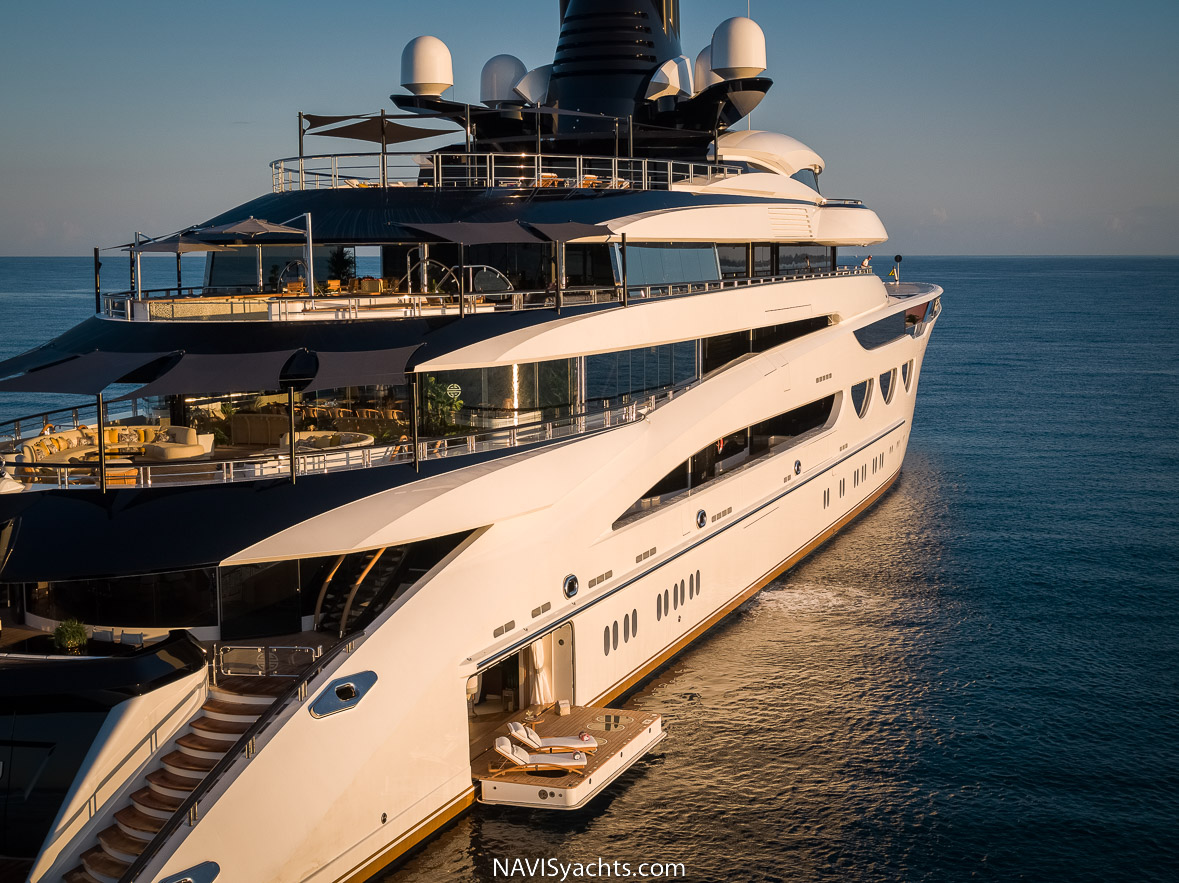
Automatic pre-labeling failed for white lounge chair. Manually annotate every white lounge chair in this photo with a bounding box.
[507,721,598,753]
[489,736,587,778]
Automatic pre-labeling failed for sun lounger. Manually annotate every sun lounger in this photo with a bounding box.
[507,721,598,753]
[489,736,587,778]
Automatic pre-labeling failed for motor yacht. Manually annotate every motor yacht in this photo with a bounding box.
[0,2,942,881]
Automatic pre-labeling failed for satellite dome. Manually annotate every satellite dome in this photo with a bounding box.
[710,17,767,80]
[481,55,527,107]
[401,35,453,97]
[694,45,722,92]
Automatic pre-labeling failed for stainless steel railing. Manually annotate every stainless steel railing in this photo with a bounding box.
[268,151,743,193]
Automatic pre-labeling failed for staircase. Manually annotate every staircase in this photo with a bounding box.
[314,547,413,637]
[63,680,276,883]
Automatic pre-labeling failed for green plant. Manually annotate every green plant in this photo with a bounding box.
[422,375,463,434]
[327,246,356,282]
[54,618,88,654]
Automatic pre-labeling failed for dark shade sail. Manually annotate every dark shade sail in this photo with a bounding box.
[525,221,613,242]
[307,117,453,145]
[308,346,420,392]
[402,220,546,244]
[0,351,171,395]
[126,350,296,399]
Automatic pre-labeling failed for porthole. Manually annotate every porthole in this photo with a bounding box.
[680,579,686,606]
[656,593,662,621]
[880,368,896,404]
[696,569,701,595]
[632,608,638,635]
[902,359,913,391]
[563,574,579,599]
[689,573,695,599]
[664,588,670,612]
[612,621,619,651]
[696,509,707,529]
[623,614,630,642]
[851,379,873,417]
[794,459,802,475]
[672,584,678,610]
[603,626,610,656]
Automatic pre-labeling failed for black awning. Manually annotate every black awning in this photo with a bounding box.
[308,345,419,392]
[0,346,79,381]
[525,221,613,242]
[126,350,297,399]
[402,221,546,244]
[0,351,171,395]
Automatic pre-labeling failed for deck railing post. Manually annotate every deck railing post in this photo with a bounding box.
[96,393,107,494]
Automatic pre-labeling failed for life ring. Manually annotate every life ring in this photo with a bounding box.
[715,439,724,454]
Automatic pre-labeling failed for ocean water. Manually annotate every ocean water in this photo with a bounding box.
[2,257,1177,881]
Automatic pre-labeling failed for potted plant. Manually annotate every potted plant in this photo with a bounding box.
[54,618,88,655]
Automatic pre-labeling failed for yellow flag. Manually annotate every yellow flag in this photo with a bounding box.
[888,267,897,278]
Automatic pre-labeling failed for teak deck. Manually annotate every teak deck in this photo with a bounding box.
[469,703,662,790]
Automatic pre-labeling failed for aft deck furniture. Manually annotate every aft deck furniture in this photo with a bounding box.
[488,736,587,778]
[507,720,598,753]
[230,412,289,446]
[15,425,205,466]
[277,431,374,451]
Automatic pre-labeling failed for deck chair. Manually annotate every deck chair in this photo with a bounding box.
[508,721,598,753]
[488,736,587,778]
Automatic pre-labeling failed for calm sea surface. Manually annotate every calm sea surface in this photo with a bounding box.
[2,257,1177,881]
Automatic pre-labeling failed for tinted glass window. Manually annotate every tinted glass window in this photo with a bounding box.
[716,245,748,279]
[790,169,820,191]
[851,380,873,417]
[622,244,720,287]
[23,567,217,628]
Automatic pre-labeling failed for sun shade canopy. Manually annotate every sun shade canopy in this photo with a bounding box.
[401,220,546,244]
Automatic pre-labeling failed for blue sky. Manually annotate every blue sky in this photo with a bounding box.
[1,0,1176,255]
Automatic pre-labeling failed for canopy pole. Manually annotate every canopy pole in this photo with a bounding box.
[380,109,388,188]
[134,233,143,300]
[96,393,107,494]
[93,247,102,314]
[303,213,315,293]
[256,244,263,293]
[176,250,183,295]
[298,111,304,158]
[458,242,466,318]
[555,241,565,316]
[621,233,629,307]
[288,386,297,485]
[411,377,420,473]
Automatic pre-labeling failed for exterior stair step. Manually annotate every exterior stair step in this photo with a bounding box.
[189,715,251,741]
[200,699,266,723]
[80,845,128,883]
[130,786,182,819]
[114,806,164,840]
[64,867,102,883]
[177,732,232,759]
[162,750,218,778]
[146,768,199,799]
[207,685,274,707]
[97,824,149,863]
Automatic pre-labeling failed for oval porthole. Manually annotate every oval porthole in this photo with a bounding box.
[563,574,579,599]
[794,459,802,475]
[679,579,686,606]
[632,608,638,635]
[672,585,678,610]
[603,626,610,656]
[664,588,670,612]
[696,569,701,595]
[612,621,619,651]
[624,614,630,642]
[656,593,662,621]
[696,509,707,529]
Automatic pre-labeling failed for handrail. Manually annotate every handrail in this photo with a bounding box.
[33,674,207,880]
[118,630,367,883]
[93,265,872,322]
[267,150,743,194]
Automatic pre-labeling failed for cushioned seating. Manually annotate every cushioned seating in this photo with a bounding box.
[16,425,205,465]
[231,413,289,446]
[277,430,374,451]
[142,426,205,461]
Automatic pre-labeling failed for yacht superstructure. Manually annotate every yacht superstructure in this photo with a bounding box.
[0,3,941,881]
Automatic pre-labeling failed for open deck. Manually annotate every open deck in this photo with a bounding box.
[470,703,665,810]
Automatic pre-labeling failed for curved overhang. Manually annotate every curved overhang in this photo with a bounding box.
[712,129,825,177]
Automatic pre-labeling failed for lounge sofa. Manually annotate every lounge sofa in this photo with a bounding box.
[16,425,205,465]
[231,413,289,446]
[277,431,374,451]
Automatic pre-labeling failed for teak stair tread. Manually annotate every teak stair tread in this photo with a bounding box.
[201,699,267,717]
[162,750,218,773]
[176,733,232,755]
[64,867,102,883]
[146,769,200,793]
[81,845,130,880]
[189,716,251,736]
[114,806,165,836]
[131,786,183,813]
[97,824,150,857]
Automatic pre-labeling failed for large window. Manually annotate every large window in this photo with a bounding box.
[776,245,832,274]
[586,342,697,405]
[622,243,720,287]
[420,359,578,433]
[22,567,218,628]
